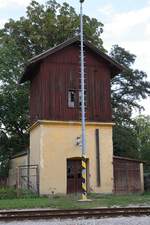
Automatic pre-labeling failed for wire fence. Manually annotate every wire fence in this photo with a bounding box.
[16,165,39,196]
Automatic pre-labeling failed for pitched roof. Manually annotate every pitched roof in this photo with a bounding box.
[20,36,125,83]
[113,156,144,163]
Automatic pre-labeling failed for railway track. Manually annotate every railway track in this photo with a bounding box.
[0,207,150,221]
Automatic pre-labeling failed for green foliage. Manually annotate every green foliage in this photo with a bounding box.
[111,45,150,158]
[1,0,104,59]
[111,45,150,126]
[113,125,138,158]
[134,115,150,161]
[0,187,18,199]
[0,132,11,177]
[0,39,29,176]
[0,187,37,199]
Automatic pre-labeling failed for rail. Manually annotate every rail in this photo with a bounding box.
[0,207,150,221]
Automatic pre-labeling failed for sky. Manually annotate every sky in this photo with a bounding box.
[0,0,150,116]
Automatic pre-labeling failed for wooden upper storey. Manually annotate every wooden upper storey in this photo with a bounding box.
[20,37,124,125]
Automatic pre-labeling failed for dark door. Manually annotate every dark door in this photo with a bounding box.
[67,159,82,194]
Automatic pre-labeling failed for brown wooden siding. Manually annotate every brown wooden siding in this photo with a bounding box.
[30,43,112,124]
[113,158,142,193]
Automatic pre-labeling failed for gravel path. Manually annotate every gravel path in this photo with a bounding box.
[1,217,150,225]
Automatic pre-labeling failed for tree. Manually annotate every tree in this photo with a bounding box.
[113,125,138,158]
[134,116,150,190]
[111,45,150,126]
[134,115,150,161]
[0,131,11,177]
[0,38,29,153]
[1,0,104,60]
[110,45,150,157]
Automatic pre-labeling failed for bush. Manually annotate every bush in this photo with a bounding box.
[0,187,17,199]
[0,187,37,199]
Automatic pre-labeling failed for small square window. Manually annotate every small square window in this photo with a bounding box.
[68,90,75,108]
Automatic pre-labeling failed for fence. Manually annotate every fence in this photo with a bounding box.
[16,165,39,195]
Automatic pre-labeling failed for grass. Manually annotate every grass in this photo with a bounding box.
[47,193,150,209]
[0,197,50,209]
[0,192,150,209]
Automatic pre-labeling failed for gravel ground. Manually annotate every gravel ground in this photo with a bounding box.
[1,217,150,225]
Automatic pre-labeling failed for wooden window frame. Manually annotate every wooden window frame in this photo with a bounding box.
[68,90,76,108]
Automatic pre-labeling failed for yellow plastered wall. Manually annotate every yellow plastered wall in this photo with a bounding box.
[8,155,27,186]
[30,124,41,166]
[30,121,114,195]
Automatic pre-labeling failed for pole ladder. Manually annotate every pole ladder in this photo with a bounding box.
[79,0,87,201]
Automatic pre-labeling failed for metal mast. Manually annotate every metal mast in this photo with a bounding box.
[80,0,87,200]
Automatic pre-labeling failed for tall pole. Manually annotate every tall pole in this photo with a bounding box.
[80,0,87,200]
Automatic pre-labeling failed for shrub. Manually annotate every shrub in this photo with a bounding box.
[0,187,37,199]
[0,187,17,199]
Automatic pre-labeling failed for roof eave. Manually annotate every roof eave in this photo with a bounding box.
[20,37,125,83]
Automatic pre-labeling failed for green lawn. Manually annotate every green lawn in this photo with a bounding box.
[0,193,150,210]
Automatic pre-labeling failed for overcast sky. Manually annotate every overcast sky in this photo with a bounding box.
[0,0,150,116]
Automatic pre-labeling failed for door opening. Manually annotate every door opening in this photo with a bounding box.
[67,159,82,194]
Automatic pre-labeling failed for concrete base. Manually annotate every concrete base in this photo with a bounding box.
[78,199,92,202]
